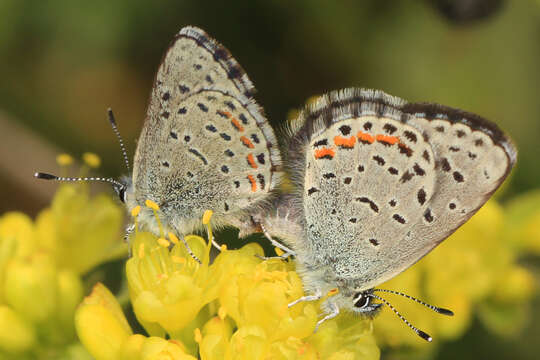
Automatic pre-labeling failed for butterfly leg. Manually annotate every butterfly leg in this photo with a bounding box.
[288,288,322,308]
[315,301,339,332]
[124,223,135,256]
[255,252,294,261]
[259,222,296,256]
[179,236,202,264]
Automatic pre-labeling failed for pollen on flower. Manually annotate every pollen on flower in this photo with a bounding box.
[157,273,168,280]
[56,153,74,166]
[145,199,160,210]
[82,152,101,168]
[171,256,186,264]
[157,238,170,247]
[220,244,227,251]
[168,232,180,244]
[194,328,202,343]
[138,244,145,259]
[131,205,142,217]
[218,306,227,320]
[202,210,213,224]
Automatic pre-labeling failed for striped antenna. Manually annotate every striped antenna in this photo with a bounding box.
[34,172,125,189]
[369,293,433,342]
[373,289,454,316]
[107,108,130,172]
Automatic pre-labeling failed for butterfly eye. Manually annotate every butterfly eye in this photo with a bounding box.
[113,185,126,203]
[353,292,370,308]
[119,187,126,203]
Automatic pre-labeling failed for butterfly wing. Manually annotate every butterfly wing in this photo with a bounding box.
[130,27,281,233]
[289,88,515,291]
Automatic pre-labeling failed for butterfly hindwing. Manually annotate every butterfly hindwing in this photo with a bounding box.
[288,88,516,290]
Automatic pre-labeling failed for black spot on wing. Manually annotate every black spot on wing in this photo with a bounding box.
[323,173,336,179]
[257,174,265,189]
[197,103,209,112]
[383,123,397,134]
[403,130,417,142]
[188,148,208,165]
[400,170,414,183]
[314,139,328,147]
[392,214,406,224]
[356,197,379,213]
[308,187,319,196]
[339,125,351,135]
[220,133,231,141]
[239,114,248,125]
[206,124,217,133]
[413,163,425,176]
[453,171,464,183]
[424,208,434,223]
[417,188,426,205]
[373,155,385,166]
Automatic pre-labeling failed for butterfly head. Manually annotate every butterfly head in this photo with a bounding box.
[351,289,383,316]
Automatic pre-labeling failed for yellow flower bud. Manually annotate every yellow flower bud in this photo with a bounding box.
[139,337,196,360]
[75,283,133,360]
[56,270,84,335]
[0,305,36,353]
[0,212,36,258]
[56,153,74,166]
[4,254,57,322]
[82,152,101,168]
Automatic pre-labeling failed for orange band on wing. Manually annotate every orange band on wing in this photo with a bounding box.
[334,135,356,148]
[247,153,258,169]
[314,147,336,159]
[231,118,244,132]
[357,131,375,144]
[240,136,255,148]
[376,134,399,145]
[247,175,257,192]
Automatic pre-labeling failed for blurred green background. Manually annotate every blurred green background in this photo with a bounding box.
[0,0,538,359]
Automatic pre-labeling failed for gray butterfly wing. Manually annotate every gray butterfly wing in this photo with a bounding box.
[290,88,515,291]
[130,27,281,233]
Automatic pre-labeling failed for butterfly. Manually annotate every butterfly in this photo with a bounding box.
[260,88,517,340]
[35,26,283,261]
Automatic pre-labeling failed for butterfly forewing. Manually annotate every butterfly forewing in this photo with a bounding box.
[130,26,281,234]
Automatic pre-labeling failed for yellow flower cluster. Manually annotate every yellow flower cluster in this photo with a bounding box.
[2,150,538,359]
[0,154,127,359]
[76,209,380,360]
[373,194,539,353]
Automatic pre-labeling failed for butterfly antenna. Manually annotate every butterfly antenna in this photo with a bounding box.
[107,108,130,172]
[373,289,454,316]
[34,172,125,189]
[368,293,433,342]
